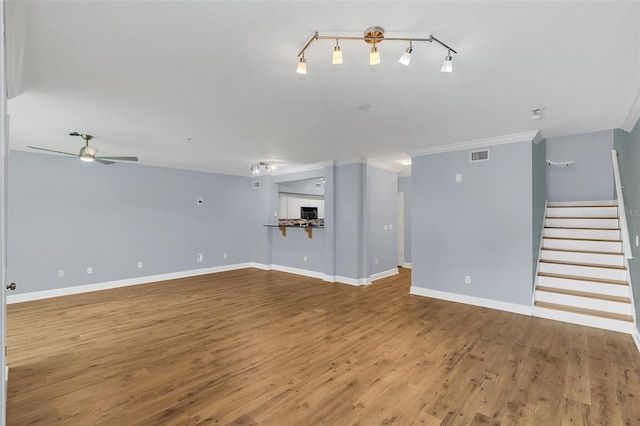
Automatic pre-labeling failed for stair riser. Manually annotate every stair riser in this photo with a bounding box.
[542,238,622,253]
[546,207,618,218]
[535,291,631,315]
[545,218,619,229]
[540,250,624,267]
[543,228,621,240]
[537,275,629,297]
[539,262,627,281]
[532,307,634,334]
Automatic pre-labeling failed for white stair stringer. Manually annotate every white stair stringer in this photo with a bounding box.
[533,201,635,334]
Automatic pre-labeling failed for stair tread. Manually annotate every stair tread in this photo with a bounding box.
[535,286,630,303]
[534,301,633,322]
[543,237,622,243]
[540,259,626,270]
[544,227,620,231]
[546,216,619,220]
[537,272,628,286]
[541,247,623,256]
[547,204,617,208]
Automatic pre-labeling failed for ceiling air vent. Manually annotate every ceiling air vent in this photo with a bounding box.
[253,181,261,189]
[470,149,490,163]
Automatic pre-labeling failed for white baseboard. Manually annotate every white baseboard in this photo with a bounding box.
[265,264,325,280]
[402,262,412,269]
[410,286,533,316]
[7,263,253,304]
[370,268,399,282]
[633,327,640,353]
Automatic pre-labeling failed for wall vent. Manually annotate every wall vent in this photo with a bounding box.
[315,183,323,190]
[470,149,490,163]
[253,181,261,189]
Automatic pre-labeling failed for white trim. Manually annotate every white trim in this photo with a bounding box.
[271,163,325,176]
[402,262,412,269]
[533,131,544,145]
[366,158,402,173]
[408,131,540,157]
[611,150,633,259]
[633,327,640,354]
[533,200,548,305]
[335,157,365,167]
[324,275,370,286]
[370,268,399,281]
[7,263,254,304]
[410,286,533,316]
[533,306,634,334]
[621,89,640,133]
[266,264,325,280]
[547,200,617,207]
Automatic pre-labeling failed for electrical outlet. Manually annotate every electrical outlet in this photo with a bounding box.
[87,267,93,274]
[303,256,307,262]
[384,225,388,230]
[58,270,64,277]
[196,197,204,205]
[389,224,393,230]
[137,261,143,268]
[223,253,227,259]
[456,173,462,182]
[274,211,278,217]
[465,275,471,284]
[375,258,379,265]
[196,253,203,262]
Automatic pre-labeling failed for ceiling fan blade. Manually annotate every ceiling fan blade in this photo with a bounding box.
[96,156,138,162]
[27,146,77,157]
[94,158,115,165]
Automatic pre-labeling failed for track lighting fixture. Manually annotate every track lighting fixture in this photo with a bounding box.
[369,44,380,65]
[250,162,276,174]
[332,40,343,65]
[296,55,307,75]
[441,49,453,73]
[398,42,413,66]
[296,26,457,75]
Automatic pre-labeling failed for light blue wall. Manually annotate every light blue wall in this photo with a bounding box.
[367,165,398,275]
[532,139,547,284]
[271,228,325,273]
[613,127,640,326]
[546,130,614,202]
[398,176,412,264]
[412,140,534,306]
[8,150,254,295]
[334,163,362,280]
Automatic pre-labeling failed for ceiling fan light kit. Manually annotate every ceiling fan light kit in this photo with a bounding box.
[296,26,457,74]
[27,132,139,165]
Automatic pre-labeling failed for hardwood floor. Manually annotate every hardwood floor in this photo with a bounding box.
[6,268,640,425]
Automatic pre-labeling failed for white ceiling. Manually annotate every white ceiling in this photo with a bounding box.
[6,1,640,176]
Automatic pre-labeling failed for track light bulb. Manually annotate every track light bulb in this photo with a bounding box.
[296,57,307,74]
[369,46,380,65]
[398,46,413,66]
[332,44,343,65]
[441,50,452,73]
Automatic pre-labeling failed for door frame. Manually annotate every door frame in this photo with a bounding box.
[397,192,404,267]
[1,0,8,421]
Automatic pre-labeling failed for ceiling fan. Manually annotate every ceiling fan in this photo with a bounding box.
[27,132,139,165]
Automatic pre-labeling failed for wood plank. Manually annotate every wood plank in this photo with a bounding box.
[542,247,623,256]
[540,259,626,270]
[5,267,640,425]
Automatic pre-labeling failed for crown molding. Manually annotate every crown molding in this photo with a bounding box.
[366,157,402,173]
[621,89,640,133]
[408,131,541,157]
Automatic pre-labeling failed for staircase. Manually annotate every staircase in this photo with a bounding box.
[532,201,635,333]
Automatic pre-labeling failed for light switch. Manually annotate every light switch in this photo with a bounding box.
[455,173,462,183]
